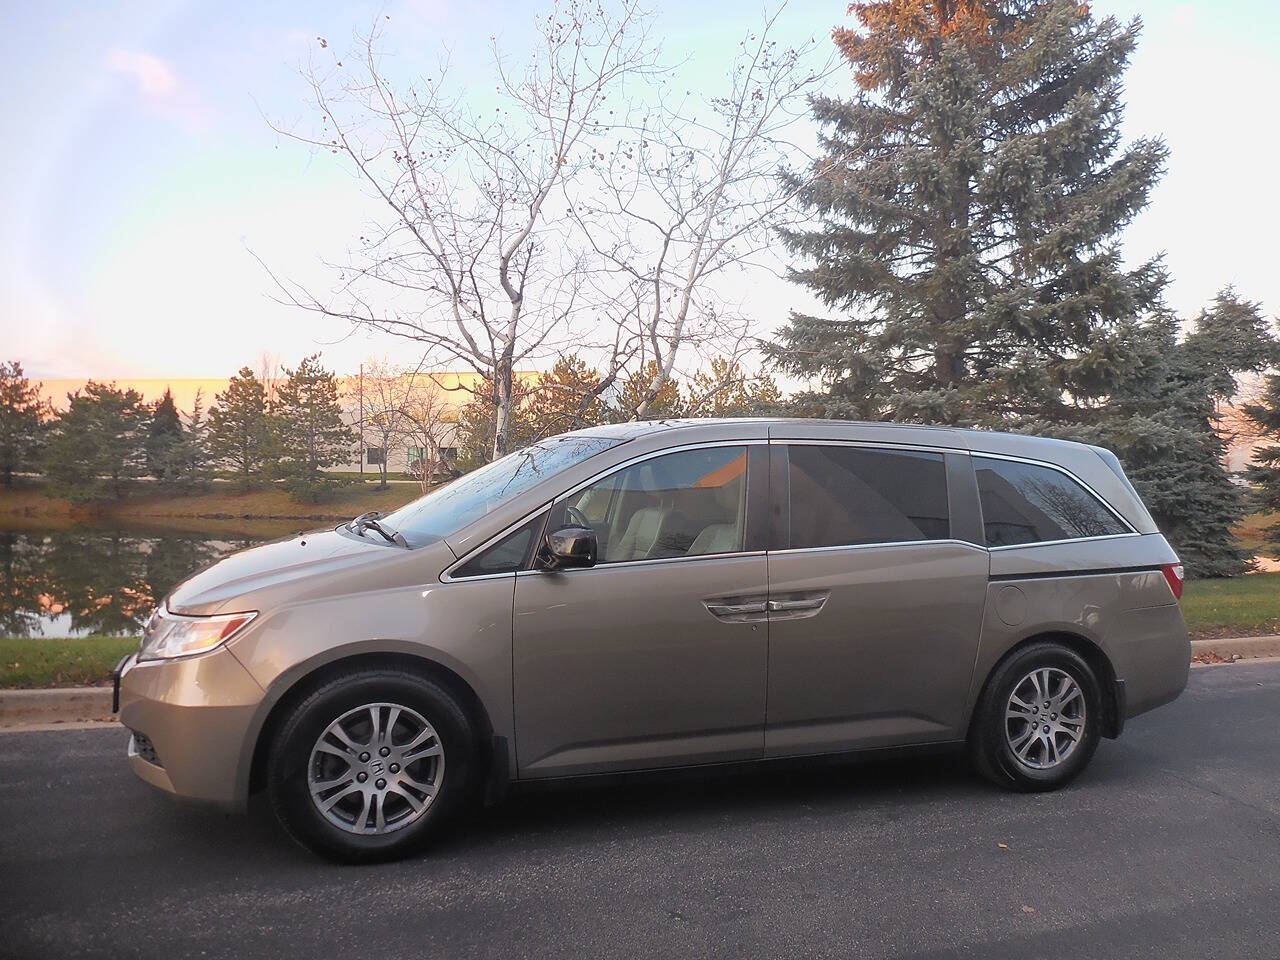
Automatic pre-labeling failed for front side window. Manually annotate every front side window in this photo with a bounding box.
[383,434,624,545]
[553,446,749,564]
[785,445,950,549]
[452,515,542,578]
[974,457,1128,547]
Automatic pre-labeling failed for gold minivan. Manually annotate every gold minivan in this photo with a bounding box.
[115,419,1190,861]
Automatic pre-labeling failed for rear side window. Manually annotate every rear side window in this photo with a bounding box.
[785,446,950,549]
[974,457,1128,547]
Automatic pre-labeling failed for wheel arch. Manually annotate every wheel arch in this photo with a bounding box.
[968,630,1124,741]
[243,650,501,804]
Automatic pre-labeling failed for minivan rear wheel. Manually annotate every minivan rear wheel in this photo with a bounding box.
[267,666,477,862]
[969,641,1102,792]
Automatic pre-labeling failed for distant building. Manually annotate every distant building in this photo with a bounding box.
[37,370,540,478]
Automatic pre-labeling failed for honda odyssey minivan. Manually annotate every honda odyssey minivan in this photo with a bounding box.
[115,419,1190,861]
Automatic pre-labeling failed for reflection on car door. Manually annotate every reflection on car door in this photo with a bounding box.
[512,443,771,778]
[764,441,988,755]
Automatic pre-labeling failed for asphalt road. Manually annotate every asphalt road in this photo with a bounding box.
[2,662,1279,960]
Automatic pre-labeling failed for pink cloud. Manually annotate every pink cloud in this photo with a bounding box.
[107,48,179,100]
[105,47,208,133]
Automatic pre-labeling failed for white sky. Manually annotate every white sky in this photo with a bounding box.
[2,0,1277,380]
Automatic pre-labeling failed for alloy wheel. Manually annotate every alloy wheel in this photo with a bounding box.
[308,702,444,835]
[1004,667,1087,770]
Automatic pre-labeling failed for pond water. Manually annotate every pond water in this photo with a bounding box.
[0,524,285,637]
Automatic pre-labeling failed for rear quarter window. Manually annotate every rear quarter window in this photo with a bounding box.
[974,457,1129,547]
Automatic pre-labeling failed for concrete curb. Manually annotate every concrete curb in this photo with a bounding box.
[1190,635,1280,661]
[1,635,1278,730]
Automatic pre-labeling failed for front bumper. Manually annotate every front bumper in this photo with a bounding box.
[116,646,266,811]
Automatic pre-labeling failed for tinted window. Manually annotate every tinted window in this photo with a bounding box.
[786,446,949,548]
[382,434,623,545]
[974,457,1128,546]
[452,516,541,578]
[554,446,748,563]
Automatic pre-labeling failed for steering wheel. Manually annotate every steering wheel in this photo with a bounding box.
[564,505,592,529]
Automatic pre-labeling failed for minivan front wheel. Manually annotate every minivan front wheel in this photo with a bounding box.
[969,642,1102,792]
[267,667,477,862]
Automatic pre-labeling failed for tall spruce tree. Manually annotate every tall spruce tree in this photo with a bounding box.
[208,368,271,489]
[145,388,185,481]
[273,354,355,490]
[1067,291,1276,577]
[769,0,1167,425]
[0,361,46,487]
[1244,372,1280,560]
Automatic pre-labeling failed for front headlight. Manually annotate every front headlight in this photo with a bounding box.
[138,606,257,661]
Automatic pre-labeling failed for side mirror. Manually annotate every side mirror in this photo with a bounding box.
[542,524,597,569]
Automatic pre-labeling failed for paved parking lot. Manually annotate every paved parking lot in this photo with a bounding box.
[1,660,1278,960]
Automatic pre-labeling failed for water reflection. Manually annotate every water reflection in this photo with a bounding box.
[0,528,266,637]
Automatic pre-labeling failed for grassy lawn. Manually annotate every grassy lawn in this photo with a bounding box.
[1182,572,1280,639]
[1,635,140,689]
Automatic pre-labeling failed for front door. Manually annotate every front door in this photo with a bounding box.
[764,441,988,756]
[513,443,770,778]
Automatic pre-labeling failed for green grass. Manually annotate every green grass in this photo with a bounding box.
[1181,572,1280,639]
[0,636,139,689]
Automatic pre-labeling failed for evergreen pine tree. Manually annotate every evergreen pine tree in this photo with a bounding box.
[617,361,685,421]
[1070,292,1276,577]
[0,361,47,487]
[1244,373,1280,560]
[273,354,356,494]
[525,358,608,439]
[207,368,271,489]
[768,0,1167,425]
[182,388,210,484]
[145,388,185,481]
[685,359,783,417]
[43,382,146,500]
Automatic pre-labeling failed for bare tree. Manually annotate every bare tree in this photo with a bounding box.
[355,356,426,488]
[568,7,832,419]
[401,379,453,492]
[266,1,659,459]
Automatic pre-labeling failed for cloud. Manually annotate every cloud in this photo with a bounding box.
[106,48,179,100]
[105,47,208,133]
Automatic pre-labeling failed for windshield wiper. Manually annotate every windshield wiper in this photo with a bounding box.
[350,511,408,548]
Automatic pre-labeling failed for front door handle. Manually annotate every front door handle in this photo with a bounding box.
[704,598,769,623]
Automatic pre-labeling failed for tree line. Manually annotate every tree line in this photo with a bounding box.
[0,355,354,502]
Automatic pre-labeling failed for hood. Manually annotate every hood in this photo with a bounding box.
[166,528,456,615]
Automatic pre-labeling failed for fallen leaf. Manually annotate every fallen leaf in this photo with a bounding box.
[1021,906,1036,914]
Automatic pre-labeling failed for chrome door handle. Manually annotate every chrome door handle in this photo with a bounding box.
[704,599,769,622]
[766,594,829,619]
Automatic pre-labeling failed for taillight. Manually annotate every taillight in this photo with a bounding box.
[1161,563,1184,600]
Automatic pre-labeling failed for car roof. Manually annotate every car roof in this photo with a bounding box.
[570,417,1096,455]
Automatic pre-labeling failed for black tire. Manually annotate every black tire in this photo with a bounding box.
[968,641,1103,792]
[267,666,479,863]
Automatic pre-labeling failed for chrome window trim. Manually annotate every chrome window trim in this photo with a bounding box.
[970,451,1137,536]
[773,438,962,457]
[766,538,987,558]
[986,531,1142,552]
[514,549,767,575]
[441,434,1139,579]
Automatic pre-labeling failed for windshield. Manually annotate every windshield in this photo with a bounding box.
[382,434,625,544]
